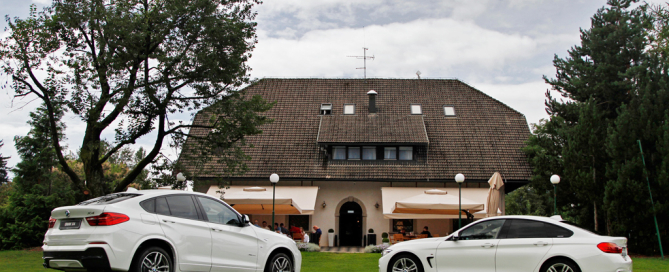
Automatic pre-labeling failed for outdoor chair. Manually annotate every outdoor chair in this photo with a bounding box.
[417,234,428,239]
[292,232,303,241]
[393,234,405,244]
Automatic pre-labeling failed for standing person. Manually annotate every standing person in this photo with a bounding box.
[274,223,280,233]
[254,220,260,227]
[262,221,270,230]
[421,226,432,238]
[279,223,290,236]
[312,225,322,245]
[301,227,309,243]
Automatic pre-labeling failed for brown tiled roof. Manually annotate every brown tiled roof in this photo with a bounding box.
[317,115,429,144]
[179,78,532,182]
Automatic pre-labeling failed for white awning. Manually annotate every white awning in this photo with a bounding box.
[206,185,319,215]
[382,187,499,219]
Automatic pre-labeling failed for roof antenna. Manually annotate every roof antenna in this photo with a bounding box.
[348,47,375,79]
[416,70,421,79]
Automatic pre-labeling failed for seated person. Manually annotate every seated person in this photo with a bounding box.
[301,227,310,243]
[421,226,432,238]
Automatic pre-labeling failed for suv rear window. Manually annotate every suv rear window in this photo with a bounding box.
[78,193,140,206]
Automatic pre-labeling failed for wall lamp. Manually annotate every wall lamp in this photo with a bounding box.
[322,201,326,208]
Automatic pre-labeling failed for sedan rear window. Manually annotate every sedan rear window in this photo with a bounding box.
[78,193,140,206]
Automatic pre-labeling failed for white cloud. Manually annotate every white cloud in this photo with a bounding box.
[31,0,51,4]
[249,18,541,79]
[471,80,553,126]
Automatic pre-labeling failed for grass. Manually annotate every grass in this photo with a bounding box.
[1,249,667,272]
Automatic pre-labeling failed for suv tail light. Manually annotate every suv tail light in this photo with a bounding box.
[86,213,129,226]
[48,217,57,228]
[597,242,623,253]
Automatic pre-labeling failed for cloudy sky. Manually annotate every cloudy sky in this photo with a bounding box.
[0,0,665,171]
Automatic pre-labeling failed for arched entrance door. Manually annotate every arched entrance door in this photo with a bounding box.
[339,201,363,246]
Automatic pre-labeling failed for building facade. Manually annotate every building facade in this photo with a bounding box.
[179,78,532,246]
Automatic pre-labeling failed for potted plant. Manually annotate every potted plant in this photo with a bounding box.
[381,232,389,245]
[367,229,377,246]
[328,228,335,247]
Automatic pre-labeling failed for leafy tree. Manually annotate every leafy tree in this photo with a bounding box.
[0,104,76,250]
[0,140,9,184]
[0,0,272,199]
[505,185,550,216]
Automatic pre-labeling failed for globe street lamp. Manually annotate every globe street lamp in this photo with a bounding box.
[455,173,465,229]
[550,175,560,215]
[270,173,280,231]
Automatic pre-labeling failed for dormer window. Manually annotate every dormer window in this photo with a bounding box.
[320,104,332,115]
[344,104,355,115]
[411,104,422,115]
[444,105,456,117]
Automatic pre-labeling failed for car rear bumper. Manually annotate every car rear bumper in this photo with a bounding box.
[43,248,111,271]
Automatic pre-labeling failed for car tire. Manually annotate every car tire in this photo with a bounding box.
[131,246,173,272]
[265,252,294,272]
[541,258,581,272]
[388,253,424,272]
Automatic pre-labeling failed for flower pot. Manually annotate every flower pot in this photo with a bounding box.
[328,232,335,247]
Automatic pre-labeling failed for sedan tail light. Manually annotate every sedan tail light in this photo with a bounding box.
[86,213,129,226]
[597,242,623,253]
[48,217,57,228]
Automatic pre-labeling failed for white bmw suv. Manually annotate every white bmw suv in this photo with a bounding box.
[42,190,301,272]
[379,215,632,272]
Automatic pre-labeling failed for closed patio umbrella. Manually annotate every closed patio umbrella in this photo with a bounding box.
[486,172,504,217]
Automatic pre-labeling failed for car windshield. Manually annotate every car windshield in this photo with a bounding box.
[78,193,140,206]
[561,221,603,236]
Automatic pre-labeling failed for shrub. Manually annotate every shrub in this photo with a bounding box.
[296,242,321,252]
[364,244,390,253]
[368,228,374,233]
[381,232,388,238]
[382,238,390,243]
[328,228,334,233]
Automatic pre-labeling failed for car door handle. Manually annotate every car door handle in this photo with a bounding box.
[211,228,223,232]
[481,243,495,248]
[162,220,175,223]
[533,241,548,246]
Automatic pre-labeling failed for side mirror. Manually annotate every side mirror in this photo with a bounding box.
[242,215,250,225]
[449,233,460,241]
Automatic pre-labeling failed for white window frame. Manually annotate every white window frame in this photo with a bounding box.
[444,105,456,117]
[343,104,356,115]
[411,104,422,115]
[320,103,333,115]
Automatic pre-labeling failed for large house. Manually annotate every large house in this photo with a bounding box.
[178,78,532,246]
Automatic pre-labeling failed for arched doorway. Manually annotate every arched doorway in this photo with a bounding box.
[339,201,363,246]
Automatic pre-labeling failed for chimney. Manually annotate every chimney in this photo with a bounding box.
[367,90,377,113]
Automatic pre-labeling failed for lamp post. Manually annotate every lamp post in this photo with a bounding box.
[550,175,560,215]
[176,173,187,190]
[455,173,465,229]
[270,173,279,232]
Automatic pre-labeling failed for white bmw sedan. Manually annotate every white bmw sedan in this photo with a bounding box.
[42,190,301,272]
[379,215,631,272]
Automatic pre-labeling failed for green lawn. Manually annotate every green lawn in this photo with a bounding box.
[1,249,667,272]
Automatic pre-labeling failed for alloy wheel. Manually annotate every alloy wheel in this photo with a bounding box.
[547,263,574,272]
[271,256,292,272]
[141,251,170,272]
[392,257,418,272]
